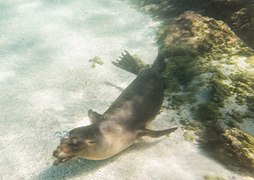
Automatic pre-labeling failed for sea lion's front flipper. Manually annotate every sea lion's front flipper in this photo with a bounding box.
[88,109,102,123]
[137,127,178,138]
[112,50,147,75]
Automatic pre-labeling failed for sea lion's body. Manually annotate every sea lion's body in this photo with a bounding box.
[53,53,177,164]
[104,68,164,131]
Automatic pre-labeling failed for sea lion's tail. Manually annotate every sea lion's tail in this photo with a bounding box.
[112,50,146,75]
[112,50,166,75]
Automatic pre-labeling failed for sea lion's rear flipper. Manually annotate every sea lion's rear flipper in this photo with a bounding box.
[137,127,178,138]
[112,50,147,75]
[88,109,102,123]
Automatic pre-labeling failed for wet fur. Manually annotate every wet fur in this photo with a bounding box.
[53,57,177,164]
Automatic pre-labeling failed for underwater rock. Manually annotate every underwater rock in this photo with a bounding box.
[157,11,254,173]
[220,128,254,171]
[203,127,254,173]
[159,11,254,130]
[128,0,254,49]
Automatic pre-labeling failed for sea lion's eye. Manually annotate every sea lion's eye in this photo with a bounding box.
[86,139,95,144]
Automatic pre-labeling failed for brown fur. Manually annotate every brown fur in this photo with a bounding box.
[53,68,177,165]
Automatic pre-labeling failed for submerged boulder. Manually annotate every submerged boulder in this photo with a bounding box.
[129,0,254,49]
[158,11,254,173]
[221,128,254,171]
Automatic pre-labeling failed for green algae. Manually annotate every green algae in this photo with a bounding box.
[246,96,254,111]
[209,77,233,107]
[183,131,196,142]
[231,72,254,106]
[182,121,203,142]
[203,175,226,180]
[183,121,203,131]
[228,110,244,123]
[197,103,220,124]
[220,128,254,171]
[160,12,254,128]
[165,56,200,87]
[165,92,196,110]
[247,55,254,64]
[89,56,104,68]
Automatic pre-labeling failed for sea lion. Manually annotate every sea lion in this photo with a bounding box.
[53,51,177,165]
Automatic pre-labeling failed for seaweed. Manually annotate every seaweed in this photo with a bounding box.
[203,175,226,180]
[88,56,104,68]
[183,131,196,142]
[209,77,232,107]
[197,103,220,123]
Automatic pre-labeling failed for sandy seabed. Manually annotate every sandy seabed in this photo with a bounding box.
[0,0,252,179]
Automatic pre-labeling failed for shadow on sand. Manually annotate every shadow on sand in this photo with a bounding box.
[36,140,162,179]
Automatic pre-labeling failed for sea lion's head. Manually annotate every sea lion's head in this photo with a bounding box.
[53,124,106,165]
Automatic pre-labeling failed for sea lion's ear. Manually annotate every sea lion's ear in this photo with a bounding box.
[137,127,178,138]
[88,109,102,123]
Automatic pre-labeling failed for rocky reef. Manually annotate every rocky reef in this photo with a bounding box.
[160,11,254,174]
[128,0,254,49]
[160,11,254,128]
[126,0,254,175]
[220,128,254,171]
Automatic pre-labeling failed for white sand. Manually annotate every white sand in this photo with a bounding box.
[0,1,252,180]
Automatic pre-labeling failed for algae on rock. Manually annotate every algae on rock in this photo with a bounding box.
[159,11,254,131]
[157,11,254,172]
[221,128,254,171]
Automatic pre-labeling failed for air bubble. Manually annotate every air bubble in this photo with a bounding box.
[63,131,70,138]
[54,131,62,138]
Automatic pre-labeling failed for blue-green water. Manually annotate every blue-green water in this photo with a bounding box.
[0,1,252,180]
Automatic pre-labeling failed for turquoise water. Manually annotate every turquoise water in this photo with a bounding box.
[0,1,252,180]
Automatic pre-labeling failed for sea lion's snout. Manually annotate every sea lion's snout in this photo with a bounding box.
[53,151,74,165]
[52,138,78,165]
[53,147,73,165]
